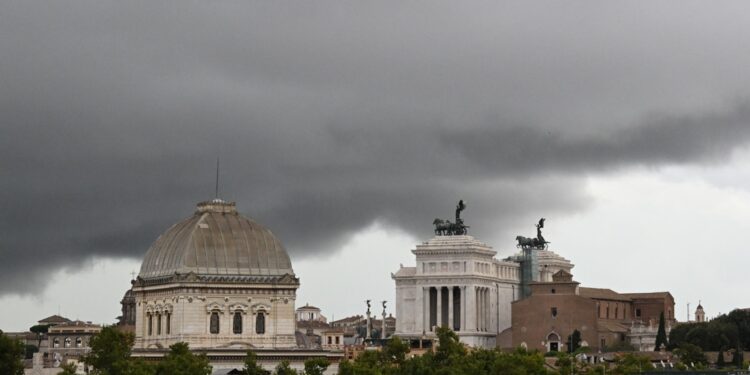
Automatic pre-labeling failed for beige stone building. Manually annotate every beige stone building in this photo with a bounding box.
[130,199,342,373]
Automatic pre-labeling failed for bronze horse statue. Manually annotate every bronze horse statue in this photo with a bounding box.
[433,218,468,236]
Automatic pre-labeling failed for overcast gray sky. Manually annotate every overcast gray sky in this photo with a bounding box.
[2,1,750,330]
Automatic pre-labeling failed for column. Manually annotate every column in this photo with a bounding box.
[482,289,486,332]
[448,287,454,331]
[454,287,461,331]
[415,286,424,334]
[484,288,492,331]
[466,286,476,331]
[423,287,429,333]
[461,286,467,331]
[481,288,486,331]
[428,287,436,331]
[476,287,481,332]
[436,287,442,329]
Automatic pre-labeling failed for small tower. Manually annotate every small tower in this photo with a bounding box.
[695,301,705,322]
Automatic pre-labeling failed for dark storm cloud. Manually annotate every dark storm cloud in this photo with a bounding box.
[3,1,750,294]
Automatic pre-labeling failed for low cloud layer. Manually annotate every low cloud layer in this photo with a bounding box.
[3,1,750,295]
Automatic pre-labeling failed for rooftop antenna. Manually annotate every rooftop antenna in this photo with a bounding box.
[215,157,220,199]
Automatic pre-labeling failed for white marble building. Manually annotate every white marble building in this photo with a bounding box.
[392,235,572,348]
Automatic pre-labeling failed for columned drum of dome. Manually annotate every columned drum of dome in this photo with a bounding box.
[132,199,300,351]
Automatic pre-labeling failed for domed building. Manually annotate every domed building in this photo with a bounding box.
[131,199,341,372]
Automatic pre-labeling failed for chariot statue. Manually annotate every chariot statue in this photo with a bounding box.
[515,217,549,249]
[433,200,469,235]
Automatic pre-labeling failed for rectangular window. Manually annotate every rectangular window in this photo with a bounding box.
[636,308,641,318]
[157,314,162,335]
[148,315,153,336]
[256,312,266,334]
[210,312,220,334]
[551,307,558,318]
[233,312,243,334]
[166,313,171,334]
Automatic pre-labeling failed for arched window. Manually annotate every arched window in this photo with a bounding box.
[256,312,266,334]
[210,312,220,334]
[76,337,82,348]
[64,337,71,348]
[53,338,60,348]
[148,314,153,336]
[233,312,243,334]
[166,313,171,335]
[157,313,162,335]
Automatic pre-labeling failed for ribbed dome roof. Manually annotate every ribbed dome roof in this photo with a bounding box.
[138,200,294,279]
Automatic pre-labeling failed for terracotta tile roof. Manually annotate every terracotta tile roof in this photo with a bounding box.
[331,315,364,325]
[296,304,321,311]
[597,320,629,333]
[38,315,72,324]
[56,320,100,328]
[579,287,631,302]
[296,320,331,329]
[620,292,673,300]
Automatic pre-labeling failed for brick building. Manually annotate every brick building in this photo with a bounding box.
[510,270,674,353]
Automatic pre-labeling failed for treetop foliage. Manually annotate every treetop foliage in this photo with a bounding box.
[338,326,548,375]
[0,330,25,375]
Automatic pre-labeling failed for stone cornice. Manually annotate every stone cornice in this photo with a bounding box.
[134,272,300,289]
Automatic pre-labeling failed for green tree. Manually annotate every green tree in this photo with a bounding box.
[716,349,726,368]
[336,328,548,375]
[84,326,135,375]
[58,362,78,375]
[25,344,39,359]
[274,360,298,375]
[0,330,26,375]
[126,359,157,375]
[567,330,582,353]
[30,324,50,348]
[654,311,667,351]
[155,342,212,375]
[244,351,270,375]
[732,348,744,368]
[673,342,707,367]
[303,357,329,375]
[433,326,466,367]
[555,352,574,375]
[383,336,409,365]
[611,352,653,375]
[491,347,548,375]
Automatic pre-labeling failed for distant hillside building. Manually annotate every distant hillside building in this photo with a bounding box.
[296,304,327,323]
[48,320,102,356]
[37,315,72,327]
[695,302,706,322]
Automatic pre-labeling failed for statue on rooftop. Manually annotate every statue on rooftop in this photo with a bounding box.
[433,200,469,235]
[516,217,549,249]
